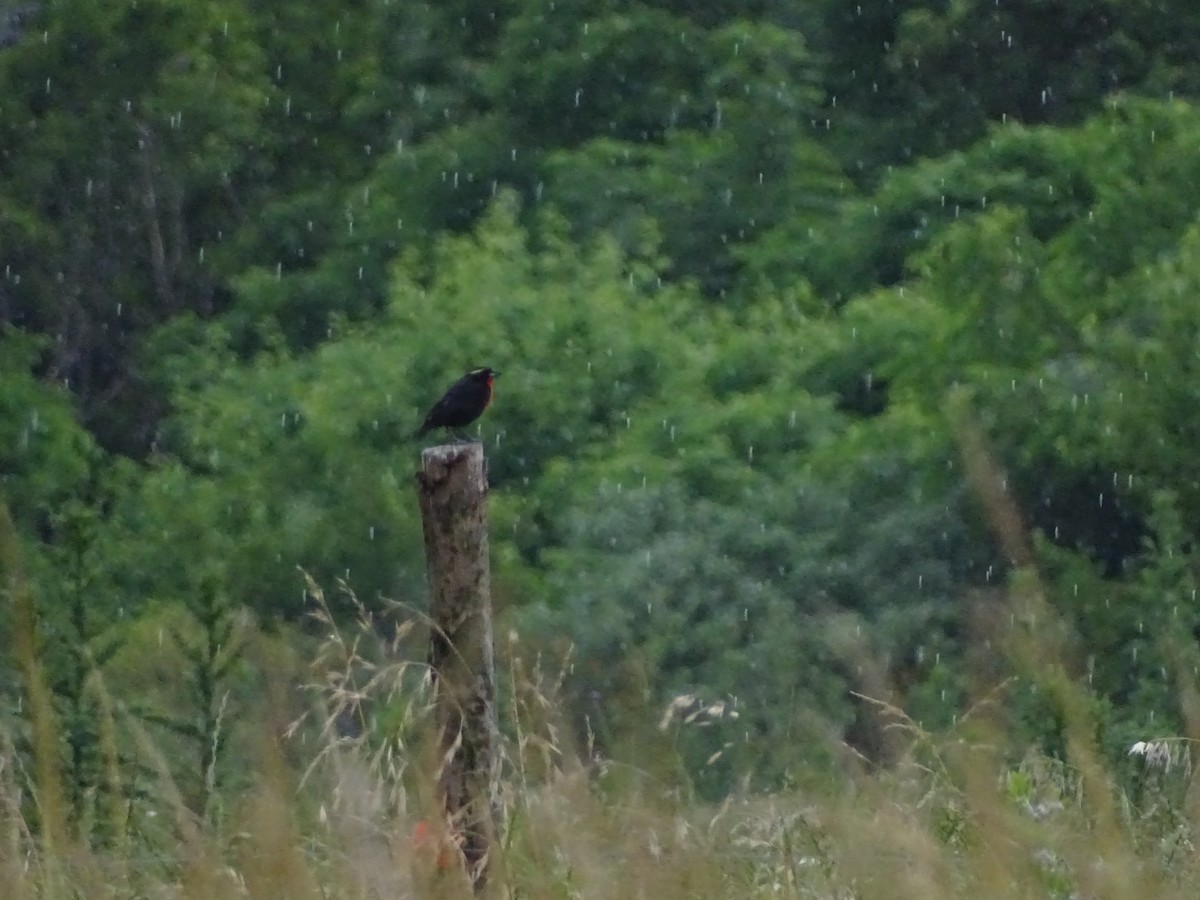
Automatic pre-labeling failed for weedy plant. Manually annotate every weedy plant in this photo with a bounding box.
[4,512,1200,897]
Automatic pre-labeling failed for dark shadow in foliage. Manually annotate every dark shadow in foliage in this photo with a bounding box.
[1018,464,1147,579]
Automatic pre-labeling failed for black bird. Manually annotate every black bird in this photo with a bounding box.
[413,367,499,441]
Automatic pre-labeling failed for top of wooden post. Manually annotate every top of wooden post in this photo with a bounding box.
[420,441,484,468]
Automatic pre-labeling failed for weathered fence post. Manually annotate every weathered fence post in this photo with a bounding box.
[415,442,500,891]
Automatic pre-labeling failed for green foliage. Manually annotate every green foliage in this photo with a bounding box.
[536,18,844,297]
[8,0,1200,814]
[814,0,1200,172]
[0,330,96,530]
[99,197,685,619]
[0,0,269,451]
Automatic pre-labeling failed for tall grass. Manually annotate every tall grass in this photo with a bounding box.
[4,479,1200,897]
[0,584,1197,899]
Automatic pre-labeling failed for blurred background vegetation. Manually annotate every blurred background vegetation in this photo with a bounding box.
[4,0,1200,879]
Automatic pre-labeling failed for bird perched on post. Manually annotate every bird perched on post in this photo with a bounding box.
[413,367,499,441]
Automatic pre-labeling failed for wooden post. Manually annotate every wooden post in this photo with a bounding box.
[415,443,500,891]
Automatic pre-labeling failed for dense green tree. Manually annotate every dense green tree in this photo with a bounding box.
[7,0,1200,804]
[813,0,1200,174]
[0,330,97,539]
[0,0,269,452]
[540,20,847,298]
[801,99,1200,755]
[751,96,1200,304]
[100,196,692,617]
[0,0,509,447]
[530,437,980,791]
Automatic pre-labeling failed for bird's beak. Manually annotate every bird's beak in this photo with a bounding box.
[492,370,501,377]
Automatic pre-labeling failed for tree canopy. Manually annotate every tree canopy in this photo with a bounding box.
[4,0,1200,794]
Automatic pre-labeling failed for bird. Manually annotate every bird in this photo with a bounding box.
[413,367,500,441]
